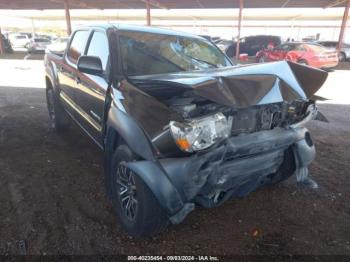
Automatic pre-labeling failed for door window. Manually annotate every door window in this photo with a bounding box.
[67,30,90,64]
[86,31,109,71]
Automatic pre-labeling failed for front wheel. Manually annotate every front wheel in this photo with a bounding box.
[110,144,169,238]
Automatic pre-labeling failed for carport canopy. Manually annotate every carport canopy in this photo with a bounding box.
[0,0,348,9]
[0,0,349,56]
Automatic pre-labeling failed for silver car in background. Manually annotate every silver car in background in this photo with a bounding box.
[45,37,68,55]
[26,38,52,54]
[317,41,350,62]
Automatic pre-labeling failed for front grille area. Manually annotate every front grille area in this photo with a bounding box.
[227,101,309,136]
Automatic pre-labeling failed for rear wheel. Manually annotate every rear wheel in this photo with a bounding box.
[110,144,169,238]
[46,88,70,133]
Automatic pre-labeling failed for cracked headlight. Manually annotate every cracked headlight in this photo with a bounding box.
[169,113,232,152]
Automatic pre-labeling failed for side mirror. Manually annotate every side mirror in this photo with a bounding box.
[77,55,103,75]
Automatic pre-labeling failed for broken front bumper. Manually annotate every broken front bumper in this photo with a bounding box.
[127,125,315,224]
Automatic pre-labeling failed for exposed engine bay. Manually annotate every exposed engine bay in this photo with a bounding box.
[166,96,312,136]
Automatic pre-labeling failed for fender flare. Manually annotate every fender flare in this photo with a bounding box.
[45,61,60,92]
[106,104,155,161]
[125,160,187,221]
[45,67,55,88]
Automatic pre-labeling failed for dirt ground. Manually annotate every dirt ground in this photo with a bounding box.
[0,83,350,256]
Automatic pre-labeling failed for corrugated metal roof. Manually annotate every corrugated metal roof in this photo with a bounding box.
[0,0,346,10]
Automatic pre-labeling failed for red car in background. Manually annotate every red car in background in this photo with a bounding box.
[256,42,338,69]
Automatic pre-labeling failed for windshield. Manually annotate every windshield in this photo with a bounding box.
[119,31,232,76]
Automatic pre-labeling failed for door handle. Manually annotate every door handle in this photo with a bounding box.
[75,77,81,84]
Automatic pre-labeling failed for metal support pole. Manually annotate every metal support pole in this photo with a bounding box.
[235,0,243,60]
[146,0,151,26]
[31,18,36,39]
[64,0,72,36]
[0,27,4,55]
[337,0,350,51]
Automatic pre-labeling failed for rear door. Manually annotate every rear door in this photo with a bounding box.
[57,30,90,117]
[75,29,110,145]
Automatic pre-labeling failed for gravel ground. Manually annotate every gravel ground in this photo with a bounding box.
[0,72,350,255]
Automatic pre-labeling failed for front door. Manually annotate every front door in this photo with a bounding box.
[75,30,110,145]
[58,30,90,118]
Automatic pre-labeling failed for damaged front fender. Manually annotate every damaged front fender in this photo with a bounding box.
[106,100,156,161]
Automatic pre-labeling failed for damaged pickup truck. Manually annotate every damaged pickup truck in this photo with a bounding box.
[44,24,328,237]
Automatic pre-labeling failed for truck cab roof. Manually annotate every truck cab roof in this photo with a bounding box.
[75,23,205,40]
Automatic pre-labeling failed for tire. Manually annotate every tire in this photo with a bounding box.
[46,87,70,133]
[110,144,169,238]
[297,59,308,66]
[339,52,346,62]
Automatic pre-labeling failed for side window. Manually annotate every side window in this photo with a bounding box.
[67,30,90,65]
[86,31,109,71]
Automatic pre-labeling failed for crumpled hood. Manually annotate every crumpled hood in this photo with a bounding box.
[129,61,328,108]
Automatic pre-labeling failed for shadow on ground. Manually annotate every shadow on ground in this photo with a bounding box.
[0,51,44,60]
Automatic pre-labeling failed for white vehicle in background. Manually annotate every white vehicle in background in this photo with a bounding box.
[45,37,69,55]
[26,37,52,53]
[8,34,30,48]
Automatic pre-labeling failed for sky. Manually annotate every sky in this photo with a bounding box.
[0,8,349,41]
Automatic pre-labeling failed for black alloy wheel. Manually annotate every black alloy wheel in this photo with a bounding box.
[116,163,138,221]
[109,144,169,237]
